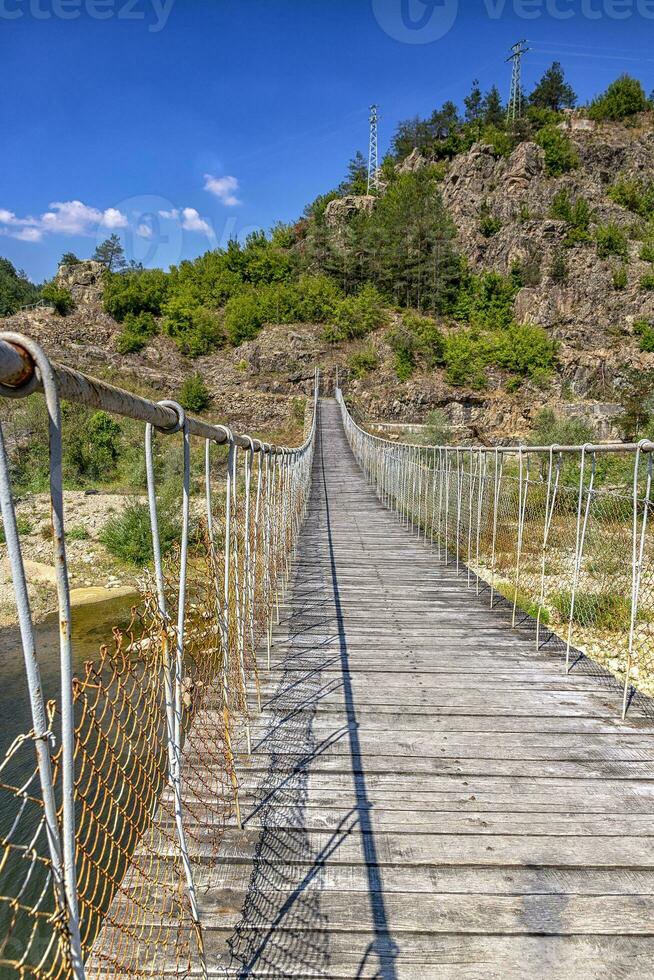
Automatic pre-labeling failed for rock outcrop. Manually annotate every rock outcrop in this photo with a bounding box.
[324,195,376,228]
[55,260,105,306]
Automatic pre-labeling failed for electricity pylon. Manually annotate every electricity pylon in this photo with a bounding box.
[506,40,529,126]
[368,104,380,195]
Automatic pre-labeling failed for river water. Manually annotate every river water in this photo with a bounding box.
[0,590,139,762]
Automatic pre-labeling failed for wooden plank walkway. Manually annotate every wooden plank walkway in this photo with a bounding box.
[205,398,654,978]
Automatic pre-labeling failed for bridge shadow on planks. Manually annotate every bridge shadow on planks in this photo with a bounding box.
[225,419,399,979]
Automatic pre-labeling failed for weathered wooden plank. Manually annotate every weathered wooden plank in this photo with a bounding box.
[100,399,654,978]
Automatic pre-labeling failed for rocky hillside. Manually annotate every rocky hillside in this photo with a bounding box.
[4,117,654,446]
[342,118,654,442]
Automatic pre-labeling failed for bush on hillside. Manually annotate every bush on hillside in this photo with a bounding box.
[534,126,579,176]
[453,271,517,329]
[324,285,388,343]
[101,501,180,566]
[104,268,169,321]
[595,223,629,260]
[162,293,224,355]
[223,291,264,346]
[178,373,211,413]
[608,178,654,218]
[64,410,122,483]
[347,343,379,379]
[529,408,593,447]
[588,75,649,121]
[634,319,654,353]
[41,283,74,316]
[116,311,158,353]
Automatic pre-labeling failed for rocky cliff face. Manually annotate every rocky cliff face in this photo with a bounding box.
[55,260,106,306]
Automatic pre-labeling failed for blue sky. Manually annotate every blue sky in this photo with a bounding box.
[2,0,654,281]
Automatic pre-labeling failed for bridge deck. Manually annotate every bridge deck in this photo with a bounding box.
[208,399,654,978]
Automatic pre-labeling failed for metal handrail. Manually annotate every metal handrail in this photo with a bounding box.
[336,387,654,724]
[0,332,319,978]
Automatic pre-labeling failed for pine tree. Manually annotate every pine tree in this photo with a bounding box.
[93,234,127,272]
[483,86,504,127]
[529,62,577,112]
[464,79,484,126]
[342,151,369,196]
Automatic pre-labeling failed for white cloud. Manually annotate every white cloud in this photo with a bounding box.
[181,207,214,237]
[0,199,128,243]
[136,223,154,239]
[204,174,241,206]
[158,208,179,219]
[102,207,128,229]
[13,227,43,242]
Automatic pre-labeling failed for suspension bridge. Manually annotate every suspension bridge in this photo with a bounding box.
[0,332,653,978]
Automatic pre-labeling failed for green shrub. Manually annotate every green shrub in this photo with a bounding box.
[454,271,517,329]
[104,268,169,321]
[178,373,211,413]
[421,409,451,446]
[641,273,654,291]
[386,325,417,380]
[325,285,388,343]
[347,344,379,379]
[41,283,74,316]
[588,75,649,122]
[613,265,628,290]
[634,319,654,352]
[640,242,654,263]
[550,189,593,246]
[101,501,180,566]
[116,311,158,354]
[402,311,445,367]
[552,589,631,630]
[529,408,593,447]
[295,274,343,322]
[595,223,629,260]
[481,124,515,158]
[534,126,579,176]
[63,410,122,483]
[492,323,557,381]
[511,256,542,288]
[162,294,224,355]
[444,330,489,388]
[608,178,654,218]
[222,292,263,346]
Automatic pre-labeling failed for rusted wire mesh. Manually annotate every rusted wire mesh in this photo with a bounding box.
[0,342,317,979]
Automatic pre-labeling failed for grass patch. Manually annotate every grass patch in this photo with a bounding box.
[552,590,631,631]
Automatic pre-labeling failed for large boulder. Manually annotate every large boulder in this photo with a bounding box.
[324,195,376,228]
[396,147,428,174]
[55,260,105,306]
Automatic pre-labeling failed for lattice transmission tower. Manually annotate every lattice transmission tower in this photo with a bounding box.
[368,104,380,195]
[506,40,529,126]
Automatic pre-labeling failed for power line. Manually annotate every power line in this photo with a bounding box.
[368,104,380,196]
[506,40,529,125]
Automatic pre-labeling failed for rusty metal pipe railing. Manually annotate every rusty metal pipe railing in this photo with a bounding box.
[0,335,296,455]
